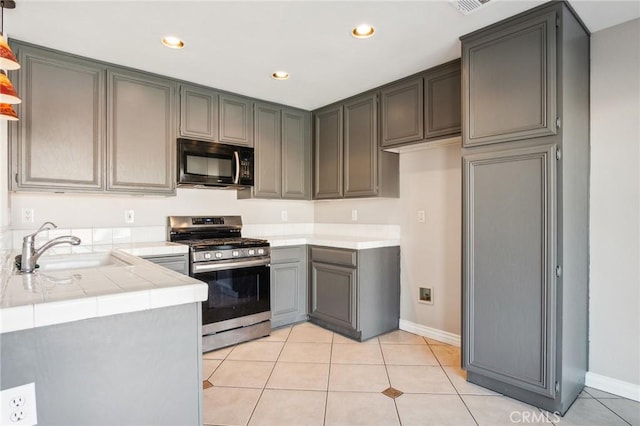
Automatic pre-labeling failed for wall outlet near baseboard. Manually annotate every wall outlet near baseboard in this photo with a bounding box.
[419,287,433,304]
[351,209,358,221]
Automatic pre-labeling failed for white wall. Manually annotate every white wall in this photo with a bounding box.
[315,142,462,337]
[10,189,314,230]
[589,18,640,389]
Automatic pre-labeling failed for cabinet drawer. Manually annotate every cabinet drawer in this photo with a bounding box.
[271,246,305,264]
[310,246,356,267]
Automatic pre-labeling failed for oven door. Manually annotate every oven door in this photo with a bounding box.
[193,259,270,327]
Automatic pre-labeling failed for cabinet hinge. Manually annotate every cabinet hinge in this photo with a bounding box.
[556,149,562,160]
[556,117,561,129]
[14,173,18,184]
[555,381,560,392]
[556,14,560,27]
[556,265,562,277]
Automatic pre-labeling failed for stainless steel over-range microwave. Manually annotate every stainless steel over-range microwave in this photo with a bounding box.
[177,138,254,188]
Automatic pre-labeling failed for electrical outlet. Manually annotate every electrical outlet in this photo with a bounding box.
[417,210,425,223]
[281,210,288,222]
[419,287,433,304]
[351,209,358,221]
[125,210,135,224]
[1,383,37,426]
[21,208,34,224]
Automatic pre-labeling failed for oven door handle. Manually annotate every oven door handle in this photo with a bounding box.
[192,257,270,273]
[233,151,240,185]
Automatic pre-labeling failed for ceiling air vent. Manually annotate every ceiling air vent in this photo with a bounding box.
[453,0,492,15]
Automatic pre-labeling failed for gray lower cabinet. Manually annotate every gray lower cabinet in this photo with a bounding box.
[309,245,400,341]
[107,68,176,194]
[10,42,106,191]
[313,93,399,200]
[238,104,311,200]
[461,2,589,415]
[380,59,461,149]
[219,93,253,147]
[462,8,557,147]
[179,84,218,142]
[141,254,189,275]
[270,246,308,328]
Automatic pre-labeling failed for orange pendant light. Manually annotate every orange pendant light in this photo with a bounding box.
[0,102,17,120]
[0,33,18,70]
[0,69,19,103]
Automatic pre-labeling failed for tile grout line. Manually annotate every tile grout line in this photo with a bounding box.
[322,331,335,426]
[427,336,480,426]
[379,336,404,426]
[591,395,633,425]
[244,326,291,426]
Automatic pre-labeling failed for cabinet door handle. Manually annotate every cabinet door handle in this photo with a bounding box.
[233,151,240,184]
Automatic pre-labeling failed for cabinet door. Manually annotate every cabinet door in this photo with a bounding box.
[12,44,105,191]
[344,93,378,197]
[463,143,557,397]
[219,93,253,147]
[310,261,357,331]
[462,10,557,146]
[380,77,424,147]
[107,69,176,194]
[271,262,305,326]
[179,84,218,141]
[282,108,311,200]
[424,60,461,140]
[253,102,281,198]
[313,105,343,199]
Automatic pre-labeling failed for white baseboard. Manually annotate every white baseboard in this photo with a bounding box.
[585,372,640,401]
[399,319,461,347]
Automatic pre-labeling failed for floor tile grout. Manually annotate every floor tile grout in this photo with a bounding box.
[592,396,634,425]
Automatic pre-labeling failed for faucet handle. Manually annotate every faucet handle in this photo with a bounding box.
[24,221,57,240]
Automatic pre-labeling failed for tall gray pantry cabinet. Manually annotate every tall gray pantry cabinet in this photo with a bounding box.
[461,2,589,415]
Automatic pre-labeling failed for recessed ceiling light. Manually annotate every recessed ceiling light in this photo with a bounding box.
[352,24,375,39]
[162,36,184,49]
[272,71,289,80]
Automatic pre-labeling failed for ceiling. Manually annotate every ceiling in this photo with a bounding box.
[6,1,640,110]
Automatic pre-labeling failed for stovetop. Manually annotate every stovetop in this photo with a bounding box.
[184,237,269,251]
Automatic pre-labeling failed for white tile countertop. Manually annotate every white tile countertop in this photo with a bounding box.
[262,234,401,250]
[0,243,206,334]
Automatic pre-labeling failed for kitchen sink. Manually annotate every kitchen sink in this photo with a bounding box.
[34,252,127,272]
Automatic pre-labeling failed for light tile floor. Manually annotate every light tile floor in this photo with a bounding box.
[202,322,639,426]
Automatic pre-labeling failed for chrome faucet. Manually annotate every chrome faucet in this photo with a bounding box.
[19,221,81,273]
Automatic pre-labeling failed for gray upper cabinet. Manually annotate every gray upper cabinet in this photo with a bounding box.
[10,42,106,191]
[282,108,311,199]
[424,60,461,140]
[379,59,461,149]
[314,105,344,199]
[253,102,282,198]
[344,93,378,197]
[179,84,218,141]
[219,93,253,147]
[463,144,557,398]
[462,10,557,147]
[107,68,176,194]
[380,77,424,147]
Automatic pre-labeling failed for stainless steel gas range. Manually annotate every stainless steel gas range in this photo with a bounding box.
[168,216,271,352]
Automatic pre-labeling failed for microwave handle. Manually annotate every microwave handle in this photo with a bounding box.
[233,151,240,184]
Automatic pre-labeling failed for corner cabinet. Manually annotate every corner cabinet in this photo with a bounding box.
[313,93,399,200]
[461,2,589,415]
[309,245,400,341]
[380,59,461,149]
[10,42,106,192]
[270,246,308,328]
[107,68,176,194]
[238,104,311,200]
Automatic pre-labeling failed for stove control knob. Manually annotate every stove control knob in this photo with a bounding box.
[204,253,212,260]
[232,250,240,257]
[248,249,256,256]
[215,252,223,259]
[258,248,265,255]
